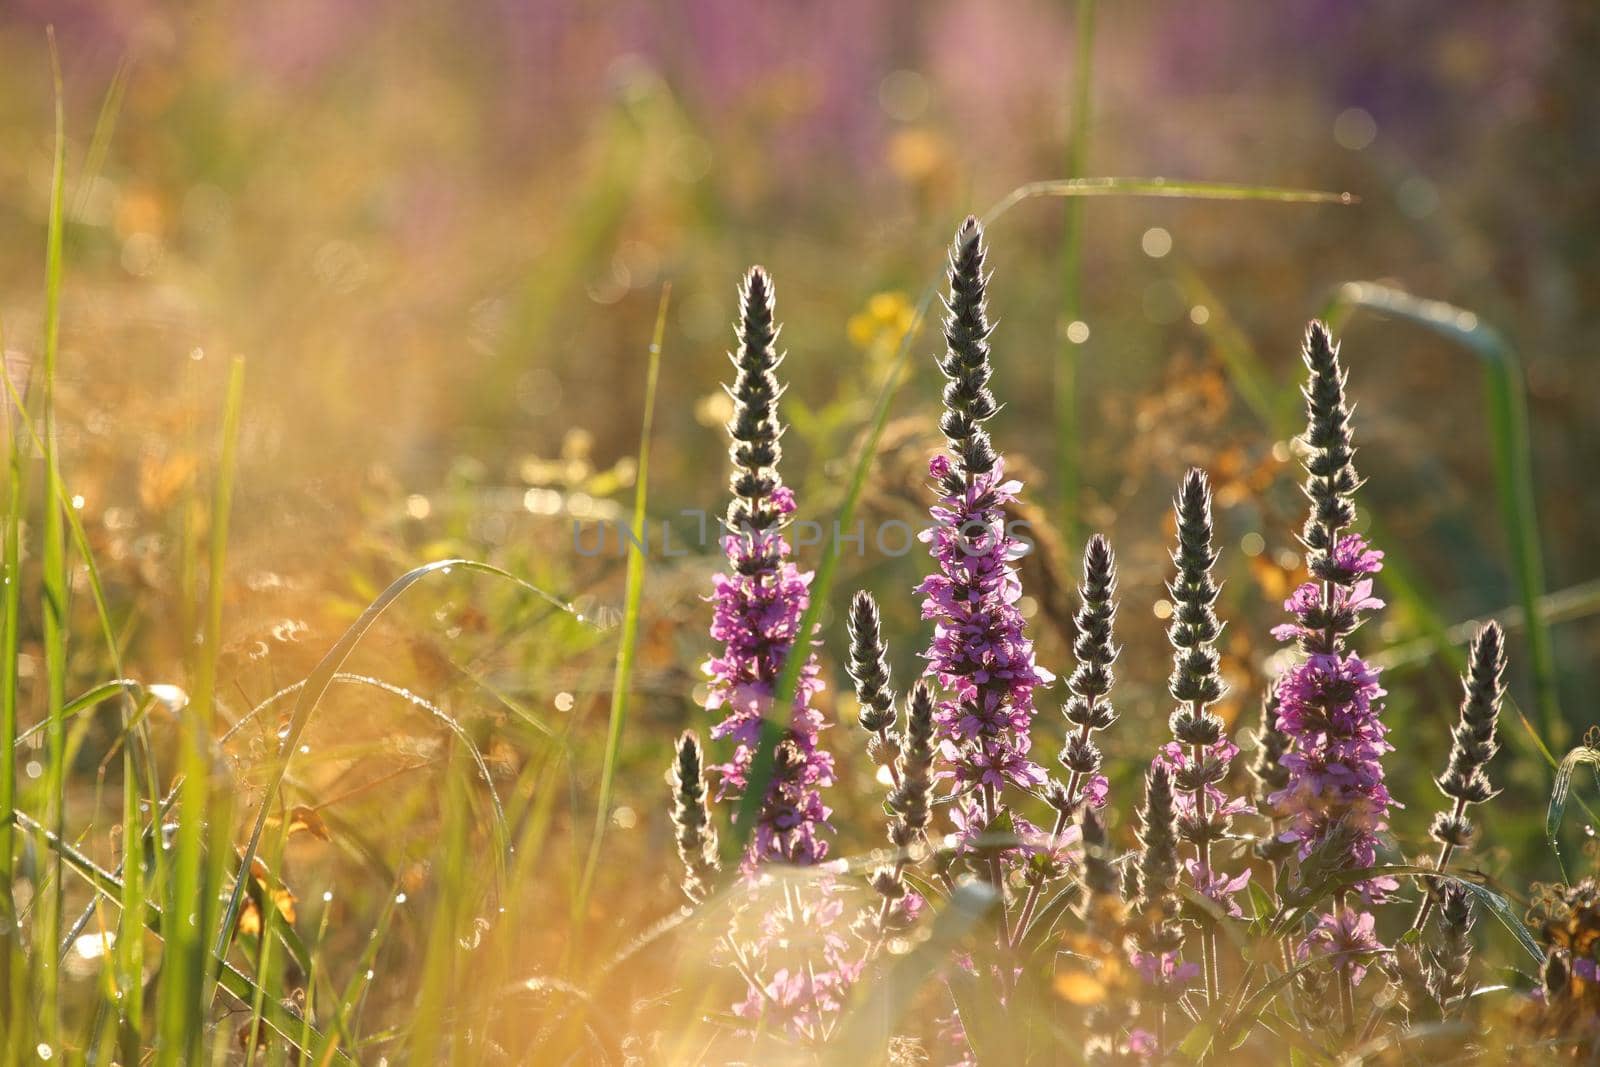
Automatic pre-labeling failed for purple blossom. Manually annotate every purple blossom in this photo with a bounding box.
[919,455,1053,797]
[704,510,835,868]
[1267,552,1400,900]
[730,872,864,1040]
[1299,908,1383,986]
[1131,948,1202,991]
[1274,324,1397,968]
[1182,860,1253,919]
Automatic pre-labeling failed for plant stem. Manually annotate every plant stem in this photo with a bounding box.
[981,782,1012,994]
[1190,737,1220,1004]
[1411,797,1467,932]
[1335,890,1355,1035]
[1011,722,1093,941]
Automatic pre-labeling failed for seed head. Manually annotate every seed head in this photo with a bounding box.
[847,590,897,734]
[668,731,720,903]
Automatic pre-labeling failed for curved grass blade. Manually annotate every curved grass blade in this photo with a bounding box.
[574,285,669,930]
[1547,741,1600,870]
[1324,281,1561,748]
[216,559,584,968]
[733,175,1351,854]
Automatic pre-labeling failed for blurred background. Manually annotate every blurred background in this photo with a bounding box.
[0,0,1596,1035]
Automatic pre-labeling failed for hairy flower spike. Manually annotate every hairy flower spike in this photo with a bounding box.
[1135,763,1181,927]
[936,217,999,489]
[1166,470,1226,712]
[1156,470,1249,943]
[1425,884,1476,1011]
[725,266,788,542]
[847,591,897,735]
[888,683,937,839]
[1249,683,1290,802]
[1298,321,1361,570]
[703,268,834,870]
[1076,807,1126,938]
[1249,684,1295,864]
[1270,323,1394,1022]
[1059,534,1118,807]
[669,731,720,903]
[918,221,1053,809]
[1433,622,1506,817]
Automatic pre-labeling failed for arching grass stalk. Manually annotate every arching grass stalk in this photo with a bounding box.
[1323,282,1558,749]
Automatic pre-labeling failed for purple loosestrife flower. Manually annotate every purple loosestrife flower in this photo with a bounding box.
[917,218,1053,811]
[1156,469,1249,1000]
[702,267,834,869]
[1268,324,1397,904]
[732,881,866,1037]
[1300,908,1383,986]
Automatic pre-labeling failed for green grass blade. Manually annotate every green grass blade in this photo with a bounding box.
[0,333,25,1053]
[732,175,1350,853]
[1324,281,1562,748]
[158,356,245,1063]
[10,810,354,1065]
[573,285,669,931]
[36,30,70,1046]
[1054,0,1097,549]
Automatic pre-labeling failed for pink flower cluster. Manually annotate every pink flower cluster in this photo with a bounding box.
[732,876,863,1038]
[704,486,834,868]
[918,454,1053,796]
[1269,534,1398,900]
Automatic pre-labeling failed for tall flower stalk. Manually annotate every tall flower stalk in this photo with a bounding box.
[918,218,1053,955]
[687,267,858,1042]
[1157,469,1248,1003]
[1416,621,1505,930]
[1269,322,1394,1033]
[703,266,834,869]
[1013,533,1118,939]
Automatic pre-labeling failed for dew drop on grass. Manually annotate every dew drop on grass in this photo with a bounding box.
[36,1044,53,1061]
[458,916,490,951]
[395,892,407,905]
[323,890,334,903]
